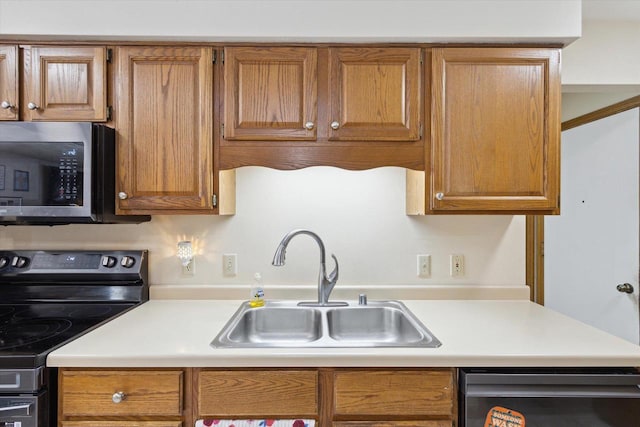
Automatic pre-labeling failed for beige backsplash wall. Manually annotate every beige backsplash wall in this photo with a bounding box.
[0,167,525,289]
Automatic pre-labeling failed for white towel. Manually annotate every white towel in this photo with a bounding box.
[196,420,315,427]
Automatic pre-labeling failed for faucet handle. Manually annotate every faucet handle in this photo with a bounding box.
[328,254,339,283]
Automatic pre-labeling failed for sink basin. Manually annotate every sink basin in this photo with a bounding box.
[211,300,441,348]
[226,306,322,345]
[327,304,428,345]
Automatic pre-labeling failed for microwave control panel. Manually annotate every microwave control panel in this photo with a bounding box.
[55,147,82,205]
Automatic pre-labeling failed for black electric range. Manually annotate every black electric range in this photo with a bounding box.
[0,249,149,427]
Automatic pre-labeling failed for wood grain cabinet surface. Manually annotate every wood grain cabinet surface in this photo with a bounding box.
[0,45,18,120]
[61,422,182,427]
[220,46,424,171]
[333,422,451,427]
[25,46,107,121]
[196,369,318,418]
[224,46,318,141]
[114,46,215,214]
[328,47,421,142]
[331,369,454,425]
[429,47,561,213]
[60,369,184,417]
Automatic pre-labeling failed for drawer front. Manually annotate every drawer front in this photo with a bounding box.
[334,370,453,417]
[62,423,182,427]
[61,370,183,416]
[198,370,318,417]
[334,422,452,427]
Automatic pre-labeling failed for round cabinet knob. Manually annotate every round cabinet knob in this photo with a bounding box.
[304,121,315,130]
[616,283,634,294]
[435,192,444,201]
[118,192,128,200]
[330,121,340,130]
[120,256,136,268]
[1,100,14,109]
[27,102,39,111]
[112,391,126,403]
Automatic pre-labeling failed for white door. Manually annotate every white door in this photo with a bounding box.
[545,108,639,344]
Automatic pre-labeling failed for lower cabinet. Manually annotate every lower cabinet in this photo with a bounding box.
[196,369,318,419]
[58,369,185,426]
[61,423,182,427]
[59,368,455,427]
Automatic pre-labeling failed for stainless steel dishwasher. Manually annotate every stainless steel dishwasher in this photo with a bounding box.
[459,368,640,426]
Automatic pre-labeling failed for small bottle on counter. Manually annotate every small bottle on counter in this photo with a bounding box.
[249,272,265,307]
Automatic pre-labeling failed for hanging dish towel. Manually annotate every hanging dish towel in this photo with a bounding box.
[196,420,315,427]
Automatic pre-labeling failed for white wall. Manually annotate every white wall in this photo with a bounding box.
[0,168,526,289]
[562,20,640,86]
[0,0,580,44]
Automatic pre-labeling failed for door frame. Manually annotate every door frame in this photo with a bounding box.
[525,95,640,304]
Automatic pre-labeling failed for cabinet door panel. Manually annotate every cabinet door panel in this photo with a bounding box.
[333,370,453,417]
[60,370,183,417]
[62,423,182,427]
[334,422,451,427]
[116,46,213,212]
[431,47,560,212]
[28,46,106,121]
[0,45,18,120]
[224,47,317,140]
[329,48,421,141]
[198,370,318,418]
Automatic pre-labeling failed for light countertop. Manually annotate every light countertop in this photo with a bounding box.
[47,299,640,368]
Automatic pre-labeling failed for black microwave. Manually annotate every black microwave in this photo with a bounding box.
[0,122,150,225]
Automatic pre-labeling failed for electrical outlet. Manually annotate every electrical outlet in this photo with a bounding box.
[417,254,431,278]
[450,254,464,277]
[222,253,237,276]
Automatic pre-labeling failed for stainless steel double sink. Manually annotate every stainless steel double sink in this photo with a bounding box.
[211,300,442,348]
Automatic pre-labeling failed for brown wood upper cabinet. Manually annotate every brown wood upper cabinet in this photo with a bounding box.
[429,47,560,213]
[0,45,18,120]
[328,47,421,141]
[25,46,108,121]
[224,46,317,141]
[223,46,421,142]
[115,46,214,214]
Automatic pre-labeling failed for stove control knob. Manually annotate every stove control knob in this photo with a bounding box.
[120,256,136,268]
[11,256,29,268]
[101,256,117,268]
[112,391,126,403]
[0,256,9,269]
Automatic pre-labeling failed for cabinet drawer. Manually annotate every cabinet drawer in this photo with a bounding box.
[198,370,318,417]
[62,423,182,427]
[334,423,451,427]
[61,370,183,416]
[333,370,453,417]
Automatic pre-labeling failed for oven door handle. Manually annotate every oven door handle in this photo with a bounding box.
[0,403,31,415]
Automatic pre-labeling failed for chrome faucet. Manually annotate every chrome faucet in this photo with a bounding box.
[272,229,347,307]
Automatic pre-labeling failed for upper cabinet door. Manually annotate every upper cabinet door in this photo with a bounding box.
[26,46,107,121]
[224,47,317,141]
[0,45,18,120]
[431,48,561,213]
[328,47,421,141]
[115,46,214,213]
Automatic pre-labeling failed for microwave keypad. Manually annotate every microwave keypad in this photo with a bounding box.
[59,150,80,201]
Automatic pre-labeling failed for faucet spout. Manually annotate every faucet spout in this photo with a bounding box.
[271,229,346,307]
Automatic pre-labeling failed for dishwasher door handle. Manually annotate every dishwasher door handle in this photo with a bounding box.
[466,384,640,399]
[0,402,32,415]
